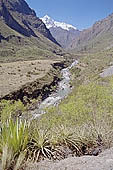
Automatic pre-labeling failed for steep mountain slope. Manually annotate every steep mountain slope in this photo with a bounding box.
[70,13,113,53]
[0,0,61,62]
[41,15,80,48]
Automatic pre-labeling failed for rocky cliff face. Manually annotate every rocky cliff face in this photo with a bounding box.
[0,0,59,45]
[50,27,80,48]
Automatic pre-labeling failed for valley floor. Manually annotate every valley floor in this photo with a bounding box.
[0,59,61,98]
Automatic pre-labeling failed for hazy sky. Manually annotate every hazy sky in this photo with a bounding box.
[26,0,113,30]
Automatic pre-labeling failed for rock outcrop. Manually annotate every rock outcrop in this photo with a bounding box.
[25,147,113,170]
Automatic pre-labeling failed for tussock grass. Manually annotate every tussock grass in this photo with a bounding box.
[28,128,52,161]
[0,118,29,170]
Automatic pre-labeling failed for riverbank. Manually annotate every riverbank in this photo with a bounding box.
[0,59,71,104]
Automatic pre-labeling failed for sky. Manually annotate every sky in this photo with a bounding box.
[26,0,113,30]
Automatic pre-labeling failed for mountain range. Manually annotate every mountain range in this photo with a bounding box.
[0,0,113,60]
[41,14,113,53]
[41,15,80,48]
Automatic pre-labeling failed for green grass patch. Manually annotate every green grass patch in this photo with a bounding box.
[0,100,26,123]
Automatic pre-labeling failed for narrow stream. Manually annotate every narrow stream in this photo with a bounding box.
[30,60,78,119]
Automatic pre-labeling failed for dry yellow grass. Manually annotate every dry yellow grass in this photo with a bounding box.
[0,59,61,97]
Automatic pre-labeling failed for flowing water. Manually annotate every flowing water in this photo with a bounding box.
[30,60,78,119]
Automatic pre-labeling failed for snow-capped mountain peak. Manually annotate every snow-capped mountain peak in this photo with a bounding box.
[41,15,77,31]
[41,15,55,29]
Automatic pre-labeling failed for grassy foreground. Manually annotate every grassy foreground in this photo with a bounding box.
[1,48,113,169]
[0,80,113,169]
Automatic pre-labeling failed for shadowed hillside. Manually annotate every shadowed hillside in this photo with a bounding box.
[0,0,62,62]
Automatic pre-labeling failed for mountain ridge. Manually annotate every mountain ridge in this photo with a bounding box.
[0,0,62,61]
[69,12,113,52]
[0,0,60,44]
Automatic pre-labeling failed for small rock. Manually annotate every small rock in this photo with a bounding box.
[92,147,102,156]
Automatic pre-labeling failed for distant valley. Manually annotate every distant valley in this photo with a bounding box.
[42,13,113,54]
[1,0,113,59]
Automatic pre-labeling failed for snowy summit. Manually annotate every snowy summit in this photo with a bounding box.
[41,15,77,31]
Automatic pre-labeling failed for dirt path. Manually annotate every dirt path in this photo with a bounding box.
[26,147,113,170]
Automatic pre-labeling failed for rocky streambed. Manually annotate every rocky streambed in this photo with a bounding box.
[30,60,78,119]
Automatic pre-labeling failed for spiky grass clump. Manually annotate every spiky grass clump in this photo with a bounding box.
[28,128,52,161]
[0,119,29,170]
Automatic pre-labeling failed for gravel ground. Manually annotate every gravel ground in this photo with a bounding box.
[25,147,113,170]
